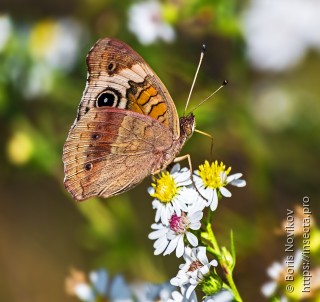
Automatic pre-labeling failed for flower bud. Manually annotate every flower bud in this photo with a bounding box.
[200,273,222,296]
[221,247,235,270]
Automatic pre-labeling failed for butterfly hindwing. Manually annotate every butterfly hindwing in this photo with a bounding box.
[63,108,173,200]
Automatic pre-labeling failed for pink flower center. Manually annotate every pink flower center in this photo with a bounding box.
[188,260,203,272]
[169,213,190,234]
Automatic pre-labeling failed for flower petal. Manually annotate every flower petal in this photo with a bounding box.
[148,226,168,240]
[150,223,163,230]
[153,233,168,246]
[186,284,197,299]
[148,186,155,195]
[74,284,95,301]
[205,186,213,201]
[199,265,210,276]
[161,204,173,225]
[188,210,203,222]
[182,246,193,263]
[231,179,246,187]
[186,232,198,247]
[172,198,183,214]
[152,200,162,223]
[89,269,108,295]
[176,235,185,258]
[164,235,180,256]
[261,281,277,297]
[210,190,218,211]
[189,221,201,230]
[170,270,189,287]
[174,169,191,184]
[197,247,209,265]
[267,262,283,279]
[227,173,243,182]
[154,238,169,255]
[209,259,218,267]
[204,289,234,302]
[170,163,181,174]
[220,186,232,198]
[110,275,132,301]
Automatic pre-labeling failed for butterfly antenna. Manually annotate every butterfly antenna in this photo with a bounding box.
[184,44,206,116]
[189,80,228,113]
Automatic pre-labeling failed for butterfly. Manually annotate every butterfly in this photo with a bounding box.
[63,38,196,201]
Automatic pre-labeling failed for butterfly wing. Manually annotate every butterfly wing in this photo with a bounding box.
[63,108,173,201]
[75,37,180,139]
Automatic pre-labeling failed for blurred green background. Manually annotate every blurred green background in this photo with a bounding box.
[1,0,319,301]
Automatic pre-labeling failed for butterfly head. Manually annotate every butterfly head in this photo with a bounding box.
[180,113,195,141]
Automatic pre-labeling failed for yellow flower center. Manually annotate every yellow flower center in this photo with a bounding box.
[151,172,178,203]
[198,160,231,189]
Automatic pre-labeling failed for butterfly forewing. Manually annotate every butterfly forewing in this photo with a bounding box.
[77,38,180,139]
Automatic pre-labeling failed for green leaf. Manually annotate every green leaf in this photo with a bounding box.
[230,229,236,270]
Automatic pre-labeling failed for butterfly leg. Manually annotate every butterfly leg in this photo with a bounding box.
[173,154,207,201]
[195,129,214,161]
[173,154,193,176]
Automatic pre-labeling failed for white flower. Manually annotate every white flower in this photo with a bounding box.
[194,161,246,211]
[149,164,193,225]
[29,18,85,71]
[25,18,86,98]
[148,209,203,257]
[186,186,207,213]
[128,0,175,45]
[251,86,296,132]
[25,62,54,99]
[146,282,175,302]
[0,15,12,52]
[261,249,302,297]
[73,269,132,302]
[109,275,133,302]
[168,285,198,302]
[242,0,320,71]
[203,290,234,302]
[130,282,176,302]
[170,246,218,299]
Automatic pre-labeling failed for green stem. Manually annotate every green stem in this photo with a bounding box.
[221,263,242,302]
[206,222,243,302]
[206,222,220,254]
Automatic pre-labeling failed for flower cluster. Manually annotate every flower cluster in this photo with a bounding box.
[148,161,246,299]
[66,268,234,302]
[170,246,218,298]
[66,160,246,302]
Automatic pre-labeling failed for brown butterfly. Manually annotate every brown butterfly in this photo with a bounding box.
[63,38,197,201]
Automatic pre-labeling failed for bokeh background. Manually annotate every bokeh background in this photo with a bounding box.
[1,0,319,301]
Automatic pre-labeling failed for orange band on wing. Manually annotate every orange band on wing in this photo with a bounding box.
[126,80,169,126]
[136,86,158,106]
[139,86,168,125]
[149,101,167,123]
